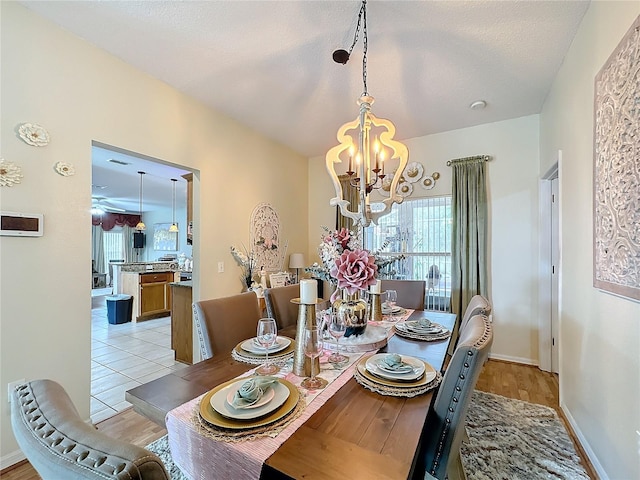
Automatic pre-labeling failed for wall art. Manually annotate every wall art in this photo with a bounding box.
[0,159,24,187]
[250,203,287,272]
[593,16,640,301]
[18,123,50,147]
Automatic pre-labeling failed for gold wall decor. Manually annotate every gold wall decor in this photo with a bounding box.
[593,15,640,301]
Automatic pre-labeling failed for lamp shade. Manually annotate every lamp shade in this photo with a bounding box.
[289,253,306,269]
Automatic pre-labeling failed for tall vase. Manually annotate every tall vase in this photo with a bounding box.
[333,289,368,337]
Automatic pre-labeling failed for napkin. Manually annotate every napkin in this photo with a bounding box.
[379,353,412,372]
[231,377,278,408]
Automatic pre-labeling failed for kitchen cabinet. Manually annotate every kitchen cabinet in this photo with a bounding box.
[121,271,179,321]
[170,282,193,364]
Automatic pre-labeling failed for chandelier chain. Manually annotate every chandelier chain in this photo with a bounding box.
[346,0,368,96]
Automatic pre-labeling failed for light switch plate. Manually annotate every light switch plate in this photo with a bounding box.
[218,261,224,273]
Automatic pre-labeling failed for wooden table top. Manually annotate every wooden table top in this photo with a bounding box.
[126,310,456,480]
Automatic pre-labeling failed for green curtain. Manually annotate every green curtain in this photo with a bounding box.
[450,157,488,349]
[336,174,357,232]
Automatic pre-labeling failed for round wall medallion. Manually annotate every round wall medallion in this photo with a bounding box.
[0,159,24,187]
[397,182,413,197]
[18,123,50,147]
[421,176,435,190]
[55,161,75,176]
[405,162,424,183]
[432,172,440,180]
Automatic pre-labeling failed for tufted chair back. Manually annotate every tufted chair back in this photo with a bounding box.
[264,284,300,330]
[417,314,493,480]
[459,294,492,336]
[11,379,169,480]
[380,279,426,310]
[193,291,262,360]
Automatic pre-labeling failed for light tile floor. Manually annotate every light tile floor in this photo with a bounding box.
[91,295,187,423]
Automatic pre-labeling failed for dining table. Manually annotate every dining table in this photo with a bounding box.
[126,309,456,480]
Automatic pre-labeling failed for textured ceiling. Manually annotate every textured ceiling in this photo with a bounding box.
[21,0,590,160]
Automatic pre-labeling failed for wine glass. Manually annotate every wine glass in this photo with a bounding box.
[301,328,327,389]
[327,312,348,365]
[256,318,280,375]
[386,289,398,322]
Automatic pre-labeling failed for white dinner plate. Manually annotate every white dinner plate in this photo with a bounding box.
[365,354,427,381]
[240,336,291,354]
[225,383,276,410]
[382,305,404,314]
[397,322,444,335]
[210,379,290,420]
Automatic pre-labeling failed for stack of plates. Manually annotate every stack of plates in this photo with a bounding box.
[232,336,295,365]
[394,320,451,342]
[382,304,405,315]
[354,353,441,397]
[199,378,300,430]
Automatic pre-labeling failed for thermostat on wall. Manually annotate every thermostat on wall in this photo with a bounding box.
[0,211,44,237]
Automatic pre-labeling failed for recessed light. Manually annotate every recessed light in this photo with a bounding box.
[469,100,487,110]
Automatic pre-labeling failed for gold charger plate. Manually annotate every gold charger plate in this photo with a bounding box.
[234,337,296,359]
[356,356,437,388]
[199,378,299,430]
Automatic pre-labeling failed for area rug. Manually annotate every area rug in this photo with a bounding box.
[146,390,590,480]
[461,391,589,480]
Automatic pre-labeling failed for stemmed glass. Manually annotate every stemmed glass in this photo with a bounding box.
[386,290,398,322]
[301,327,327,389]
[256,317,280,375]
[327,312,348,365]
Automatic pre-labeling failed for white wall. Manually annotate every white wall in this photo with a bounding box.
[0,3,308,465]
[310,115,541,363]
[540,3,640,479]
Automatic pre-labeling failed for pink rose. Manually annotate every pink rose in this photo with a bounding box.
[330,248,378,295]
[335,228,351,249]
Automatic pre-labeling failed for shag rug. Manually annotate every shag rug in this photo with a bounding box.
[146,390,589,480]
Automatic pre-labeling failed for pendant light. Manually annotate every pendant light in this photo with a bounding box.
[135,171,146,231]
[169,178,179,233]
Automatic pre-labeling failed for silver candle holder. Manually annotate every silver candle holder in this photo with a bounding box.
[291,298,323,377]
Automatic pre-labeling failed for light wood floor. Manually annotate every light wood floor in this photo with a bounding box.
[1,360,596,479]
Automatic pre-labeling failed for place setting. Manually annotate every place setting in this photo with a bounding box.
[354,352,442,397]
[394,317,451,342]
[198,374,304,440]
[232,317,295,366]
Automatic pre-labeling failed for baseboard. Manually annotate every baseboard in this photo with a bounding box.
[560,402,607,480]
[0,449,26,472]
[488,353,537,366]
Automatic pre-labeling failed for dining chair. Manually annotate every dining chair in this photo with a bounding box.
[193,291,262,359]
[415,314,493,480]
[264,284,300,329]
[11,379,169,480]
[459,294,492,336]
[380,279,426,310]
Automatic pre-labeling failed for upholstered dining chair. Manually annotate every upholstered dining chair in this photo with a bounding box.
[264,284,300,330]
[459,294,492,336]
[380,279,426,310]
[193,291,262,360]
[415,314,493,480]
[11,379,169,480]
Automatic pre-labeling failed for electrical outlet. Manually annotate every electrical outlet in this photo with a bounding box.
[218,261,224,273]
[7,379,26,403]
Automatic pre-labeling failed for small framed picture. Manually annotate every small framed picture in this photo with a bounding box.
[269,272,290,288]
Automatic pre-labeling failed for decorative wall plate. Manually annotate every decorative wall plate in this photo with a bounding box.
[0,159,24,187]
[18,123,50,147]
[54,162,75,176]
[421,176,435,190]
[404,162,423,183]
[397,182,413,197]
[381,177,392,192]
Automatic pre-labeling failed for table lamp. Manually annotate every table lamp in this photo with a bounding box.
[289,253,306,283]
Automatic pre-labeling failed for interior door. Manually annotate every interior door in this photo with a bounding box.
[551,177,559,373]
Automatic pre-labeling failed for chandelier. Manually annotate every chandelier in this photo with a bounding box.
[135,171,146,231]
[326,0,408,227]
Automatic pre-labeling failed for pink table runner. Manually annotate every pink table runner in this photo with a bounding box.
[166,355,361,480]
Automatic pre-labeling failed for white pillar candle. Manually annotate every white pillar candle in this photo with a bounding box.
[300,279,318,304]
[370,279,381,294]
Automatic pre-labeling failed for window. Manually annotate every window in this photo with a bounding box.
[365,196,452,311]
[103,229,125,283]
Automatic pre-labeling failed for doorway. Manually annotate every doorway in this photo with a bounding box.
[90,142,198,423]
[538,152,561,373]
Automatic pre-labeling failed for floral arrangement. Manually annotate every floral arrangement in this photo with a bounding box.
[306,227,403,302]
[230,245,257,290]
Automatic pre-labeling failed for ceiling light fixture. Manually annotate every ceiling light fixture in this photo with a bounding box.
[469,100,487,110]
[135,171,146,231]
[169,178,179,233]
[326,0,408,227]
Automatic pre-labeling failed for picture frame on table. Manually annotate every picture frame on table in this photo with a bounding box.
[269,272,290,288]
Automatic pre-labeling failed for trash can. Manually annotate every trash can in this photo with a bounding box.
[106,294,133,325]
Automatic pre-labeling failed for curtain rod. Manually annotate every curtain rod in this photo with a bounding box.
[446,155,491,166]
